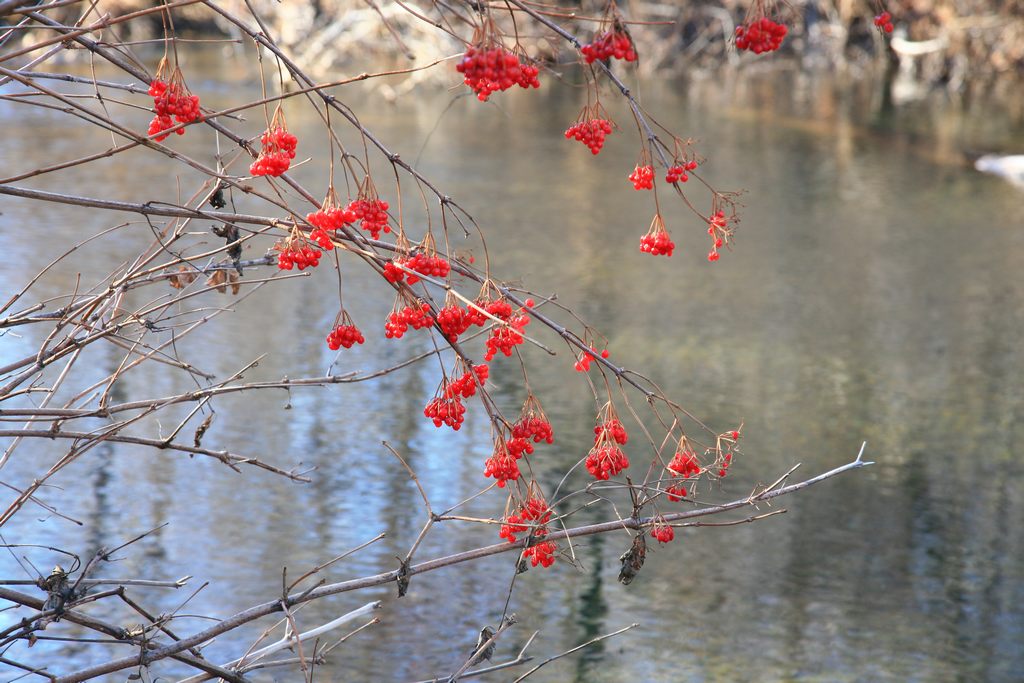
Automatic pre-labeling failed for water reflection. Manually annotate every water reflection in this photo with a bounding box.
[574,535,609,681]
[0,59,1022,681]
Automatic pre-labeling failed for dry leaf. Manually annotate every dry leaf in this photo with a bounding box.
[206,269,227,294]
[167,266,197,290]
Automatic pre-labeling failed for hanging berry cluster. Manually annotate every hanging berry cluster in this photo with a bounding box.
[345,176,390,240]
[306,188,353,249]
[456,46,541,101]
[511,394,555,446]
[484,433,525,487]
[385,293,434,339]
[456,18,540,102]
[735,17,788,54]
[446,361,489,400]
[565,118,615,155]
[483,307,531,361]
[275,227,321,270]
[873,11,895,33]
[574,347,610,372]
[251,106,298,177]
[581,15,638,64]
[666,159,698,184]
[665,438,701,501]
[437,295,473,344]
[424,379,467,431]
[147,60,201,142]
[716,429,741,478]
[383,234,451,285]
[384,253,451,285]
[501,494,557,568]
[565,103,615,155]
[706,207,735,262]
[586,402,630,480]
[650,516,675,544]
[499,495,551,544]
[522,538,558,568]
[326,312,365,350]
[639,213,675,257]
[628,164,655,190]
[405,252,451,283]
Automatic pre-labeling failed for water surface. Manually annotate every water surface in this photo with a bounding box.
[0,60,1022,682]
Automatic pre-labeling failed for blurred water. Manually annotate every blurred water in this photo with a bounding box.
[0,58,1022,682]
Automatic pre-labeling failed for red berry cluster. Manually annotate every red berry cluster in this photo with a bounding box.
[668,448,700,479]
[308,226,336,251]
[565,118,614,155]
[628,164,655,190]
[639,230,674,257]
[466,292,518,327]
[407,253,450,282]
[484,311,530,361]
[277,241,321,270]
[326,323,365,350]
[581,29,637,63]
[147,66,201,141]
[383,261,405,283]
[586,444,630,480]
[650,518,675,544]
[873,11,894,33]
[735,17,788,54]
[306,190,354,249]
[455,45,541,102]
[512,414,554,445]
[718,451,734,478]
[406,252,451,284]
[499,496,552,544]
[574,348,610,372]
[521,539,557,568]
[640,214,674,257]
[424,391,466,431]
[666,445,700,501]
[507,434,535,460]
[587,405,630,480]
[717,429,740,477]
[446,363,489,399]
[483,436,522,487]
[437,302,471,343]
[147,114,180,142]
[707,209,730,262]
[665,483,688,501]
[251,124,298,177]
[383,252,451,285]
[594,418,629,445]
[666,159,698,183]
[385,299,434,339]
[511,394,555,453]
[345,197,390,240]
